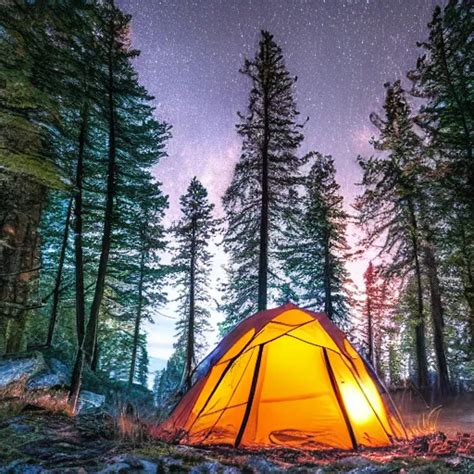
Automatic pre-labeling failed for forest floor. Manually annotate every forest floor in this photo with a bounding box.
[0,402,473,473]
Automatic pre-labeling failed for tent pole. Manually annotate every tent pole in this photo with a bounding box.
[323,348,358,451]
[235,344,264,447]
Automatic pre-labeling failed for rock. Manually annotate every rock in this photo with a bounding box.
[0,460,48,473]
[9,422,35,433]
[190,461,241,473]
[445,457,462,467]
[347,466,381,474]
[25,358,70,390]
[157,455,185,473]
[138,459,158,473]
[97,462,130,473]
[49,359,70,379]
[0,353,46,390]
[76,390,105,413]
[244,456,282,473]
[336,457,379,474]
[98,455,158,473]
[49,469,88,474]
[26,372,66,390]
[288,468,324,474]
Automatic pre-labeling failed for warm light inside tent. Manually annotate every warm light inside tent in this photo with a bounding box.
[339,382,373,424]
[156,304,406,450]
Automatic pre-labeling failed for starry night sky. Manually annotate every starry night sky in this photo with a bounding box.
[115,0,442,365]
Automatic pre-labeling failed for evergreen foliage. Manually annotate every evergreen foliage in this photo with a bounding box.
[1,1,169,403]
[1,0,472,414]
[171,178,218,390]
[355,80,432,392]
[280,152,351,324]
[408,0,473,350]
[220,30,304,334]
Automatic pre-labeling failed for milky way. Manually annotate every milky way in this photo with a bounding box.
[115,0,442,364]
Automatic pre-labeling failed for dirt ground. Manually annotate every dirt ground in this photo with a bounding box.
[0,406,473,473]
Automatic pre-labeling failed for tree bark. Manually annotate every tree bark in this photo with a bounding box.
[407,198,429,393]
[91,343,100,372]
[0,172,46,354]
[69,14,117,412]
[129,250,145,387]
[46,198,72,347]
[67,103,91,413]
[258,51,270,312]
[0,316,7,355]
[323,232,334,320]
[73,104,89,347]
[181,215,197,391]
[422,236,451,395]
[366,294,374,366]
[458,219,474,348]
[83,26,117,367]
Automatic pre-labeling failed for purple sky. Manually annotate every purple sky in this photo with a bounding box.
[116,0,441,364]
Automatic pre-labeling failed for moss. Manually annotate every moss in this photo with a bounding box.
[0,151,69,190]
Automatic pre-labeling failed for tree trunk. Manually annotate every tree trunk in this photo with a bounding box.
[74,104,89,347]
[374,334,384,379]
[323,232,334,320]
[366,295,374,366]
[91,343,100,372]
[423,237,451,395]
[182,215,197,391]
[258,56,270,312]
[129,250,145,387]
[83,29,117,367]
[68,345,84,414]
[0,172,46,354]
[0,317,7,354]
[67,104,91,413]
[407,198,429,393]
[69,17,117,412]
[46,198,73,347]
[458,219,474,348]
[5,312,28,354]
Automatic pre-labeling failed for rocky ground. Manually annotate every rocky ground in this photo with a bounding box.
[0,409,473,473]
[1,354,473,473]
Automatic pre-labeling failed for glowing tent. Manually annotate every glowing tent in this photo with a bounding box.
[157,303,406,450]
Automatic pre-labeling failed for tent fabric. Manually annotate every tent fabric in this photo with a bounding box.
[156,303,407,450]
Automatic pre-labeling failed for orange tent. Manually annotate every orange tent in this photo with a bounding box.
[156,303,406,450]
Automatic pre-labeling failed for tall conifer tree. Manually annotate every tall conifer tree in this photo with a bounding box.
[220,31,304,333]
[280,153,351,324]
[409,0,473,349]
[171,178,218,391]
[355,81,430,392]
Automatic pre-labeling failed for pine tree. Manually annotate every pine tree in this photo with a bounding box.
[355,81,430,393]
[362,262,396,377]
[363,262,377,367]
[409,0,473,348]
[0,1,69,353]
[171,178,218,391]
[125,180,169,387]
[220,31,304,333]
[68,0,170,410]
[280,152,351,324]
[154,349,185,417]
